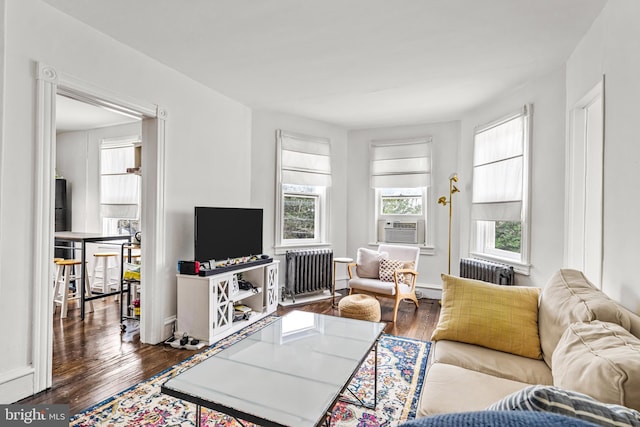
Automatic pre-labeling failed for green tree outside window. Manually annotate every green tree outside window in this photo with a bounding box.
[283,195,316,239]
[495,221,521,253]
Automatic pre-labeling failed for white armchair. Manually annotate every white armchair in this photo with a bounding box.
[347,244,420,322]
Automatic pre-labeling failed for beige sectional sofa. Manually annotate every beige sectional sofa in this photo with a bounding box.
[417,269,640,417]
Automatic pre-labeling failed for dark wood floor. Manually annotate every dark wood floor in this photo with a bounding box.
[18,291,440,415]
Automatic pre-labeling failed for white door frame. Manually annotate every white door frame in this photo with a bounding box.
[565,77,604,286]
[33,62,167,392]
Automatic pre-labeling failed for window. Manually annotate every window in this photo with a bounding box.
[100,137,141,236]
[370,138,431,245]
[380,188,423,215]
[471,106,531,266]
[276,130,331,251]
[282,184,322,240]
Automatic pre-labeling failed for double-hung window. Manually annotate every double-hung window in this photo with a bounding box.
[100,137,141,236]
[471,105,531,268]
[370,138,432,246]
[276,130,331,252]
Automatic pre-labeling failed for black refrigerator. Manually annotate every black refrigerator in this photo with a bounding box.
[54,178,71,258]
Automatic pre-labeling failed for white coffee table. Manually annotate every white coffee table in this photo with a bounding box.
[161,310,386,427]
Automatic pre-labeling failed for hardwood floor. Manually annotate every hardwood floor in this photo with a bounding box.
[18,291,440,414]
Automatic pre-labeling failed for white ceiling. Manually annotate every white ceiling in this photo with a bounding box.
[56,95,139,132]
[46,0,607,130]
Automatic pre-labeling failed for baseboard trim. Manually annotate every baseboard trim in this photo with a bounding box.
[279,290,334,307]
[163,315,177,341]
[416,284,442,300]
[0,367,35,404]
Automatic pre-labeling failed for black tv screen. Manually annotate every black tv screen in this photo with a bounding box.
[194,207,263,263]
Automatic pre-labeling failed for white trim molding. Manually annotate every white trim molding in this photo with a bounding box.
[0,0,5,315]
[32,62,167,399]
[34,61,58,394]
[565,78,604,286]
[140,115,167,344]
[0,367,35,403]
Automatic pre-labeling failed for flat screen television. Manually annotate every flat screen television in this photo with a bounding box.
[194,207,263,263]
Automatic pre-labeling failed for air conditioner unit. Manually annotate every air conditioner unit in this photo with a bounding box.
[383,221,418,244]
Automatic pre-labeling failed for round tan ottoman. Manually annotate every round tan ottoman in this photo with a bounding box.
[338,294,381,322]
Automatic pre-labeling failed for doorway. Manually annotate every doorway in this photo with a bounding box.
[54,94,141,324]
[34,62,167,394]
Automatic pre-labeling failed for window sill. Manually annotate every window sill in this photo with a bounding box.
[468,252,531,275]
[368,242,435,256]
[274,242,332,255]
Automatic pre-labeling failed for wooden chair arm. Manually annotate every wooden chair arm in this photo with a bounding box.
[347,262,357,279]
[394,268,419,292]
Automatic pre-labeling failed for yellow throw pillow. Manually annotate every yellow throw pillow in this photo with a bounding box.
[431,274,542,359]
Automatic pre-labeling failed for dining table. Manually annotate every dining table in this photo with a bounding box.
[54,231,132,319]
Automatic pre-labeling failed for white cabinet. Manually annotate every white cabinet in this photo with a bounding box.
[176,260,279,343]
[264,262,279,313]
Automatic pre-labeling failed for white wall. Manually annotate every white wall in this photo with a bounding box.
[566,0,640,312]
[0,0,251,402]
[57,122,142,232]
[347,121,460,289]
[458,66,567,288]
[251,110,349,288]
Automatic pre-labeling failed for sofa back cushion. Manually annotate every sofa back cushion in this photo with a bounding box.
[378,244,420,268]
[552,321,640,412]
[538,269,631,367]
[431,274,542,359]
[623,306,640,340]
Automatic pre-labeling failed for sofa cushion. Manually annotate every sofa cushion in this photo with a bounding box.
[417,363,530,417]
[487,385,640,427]
[552,321,640,411]
[538,269,632,367]
[432,340,552,385]
[431,274,542,359]
[379,258,404,282]
[355,247,387,278]
[348,277,411,296]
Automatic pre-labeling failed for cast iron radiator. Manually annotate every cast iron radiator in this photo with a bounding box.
[459,258,515,285]
[285,249,333,302]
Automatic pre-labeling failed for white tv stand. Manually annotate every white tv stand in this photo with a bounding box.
[176,260,279,344]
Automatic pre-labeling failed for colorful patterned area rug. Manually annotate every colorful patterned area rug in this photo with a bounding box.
[70,316,430,427]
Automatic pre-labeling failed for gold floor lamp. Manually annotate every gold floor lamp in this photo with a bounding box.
[438,173,460,274]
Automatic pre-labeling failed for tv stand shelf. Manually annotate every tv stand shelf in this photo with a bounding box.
[232,287,261,302]
[176,260,279,344]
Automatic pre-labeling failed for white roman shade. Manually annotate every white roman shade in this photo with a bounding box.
[100,139,140,220]
[472,109,526,221]
[370,139,432,188]
[278,130,332,187]
[100,204,139,219]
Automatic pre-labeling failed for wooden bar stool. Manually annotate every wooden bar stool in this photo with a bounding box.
[53,259,94,318]
[91,252,120,296]
[52,258,64,286]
